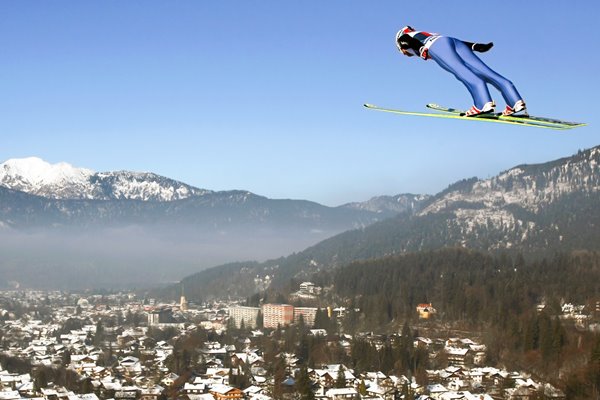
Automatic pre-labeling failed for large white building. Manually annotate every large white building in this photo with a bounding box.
[229,306,261,328]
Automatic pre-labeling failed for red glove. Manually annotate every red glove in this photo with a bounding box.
[419,47,429,60]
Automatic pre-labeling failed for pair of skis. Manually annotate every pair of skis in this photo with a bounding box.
[364,103,586,130]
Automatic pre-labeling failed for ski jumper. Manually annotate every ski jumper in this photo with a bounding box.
[397,29,523,111]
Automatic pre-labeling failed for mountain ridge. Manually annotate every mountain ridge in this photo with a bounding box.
[0,157,211,202]
[171,144,600,301]
[0,157,426,289]
[3,145,599,292]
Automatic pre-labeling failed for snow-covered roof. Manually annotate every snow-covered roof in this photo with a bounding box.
[445,347,469,356]
[0,391,21,400]
[187,394,217,400]
[427,384,448,393]
[243,386,262,394]
[210,384,236,395]
[326,388,358,396]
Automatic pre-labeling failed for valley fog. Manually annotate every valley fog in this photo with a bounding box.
[0,224,335,290]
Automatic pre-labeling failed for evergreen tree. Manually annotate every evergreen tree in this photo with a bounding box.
[314,308,330,331]
[538,311,553,362]
[61,349,71,366]
[93,319,105,346]
[342,306,360,334]
[297,333,310,364]
[296,364,314,400]
[271,356,286,400]
[80,378,94,394]
[256,311,264,329]
[380,344,394,374]
[395,321,413,375]
[587,335,600,397]
[33,367,48,392]
[335,366,346,388]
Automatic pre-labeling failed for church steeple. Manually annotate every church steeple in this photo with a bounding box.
[179,283,188,311]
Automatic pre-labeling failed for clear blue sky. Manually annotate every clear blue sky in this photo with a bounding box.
[2,1,598,206]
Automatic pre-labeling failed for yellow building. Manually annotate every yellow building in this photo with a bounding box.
[416,303,436,319]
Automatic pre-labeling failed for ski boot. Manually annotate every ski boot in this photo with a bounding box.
[462,101,495,117]
[502,100,528,117]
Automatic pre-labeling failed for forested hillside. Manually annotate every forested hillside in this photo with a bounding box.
[171,146,600,301]
[326,249,600,385]
[331,248,598,325]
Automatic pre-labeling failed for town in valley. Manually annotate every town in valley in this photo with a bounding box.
[3,280,593,400]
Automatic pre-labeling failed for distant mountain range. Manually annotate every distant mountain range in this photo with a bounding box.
[173,145,600,301]
[3,145,600,292]
[0,157,427,289]
[0,157,426,230]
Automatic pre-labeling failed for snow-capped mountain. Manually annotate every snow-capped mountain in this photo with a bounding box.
[0,157,411,289]
[0,157,210,201]
[0,157,94,198]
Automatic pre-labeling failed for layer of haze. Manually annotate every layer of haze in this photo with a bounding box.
[0,224,334,290]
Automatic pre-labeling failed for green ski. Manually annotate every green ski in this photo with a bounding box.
[426,103,586,129]
[363,104,572,130]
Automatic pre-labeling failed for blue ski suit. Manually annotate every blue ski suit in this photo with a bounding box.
[397,29,523,110]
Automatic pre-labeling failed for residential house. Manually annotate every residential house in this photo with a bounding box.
[0,390,22,400]
[16,381,34,397]
[299,282,317,295]
[416,304,436,319]
[506,385,538,399]
[325,388,359,400]
[446,379,468,392]
[204,368,230,386]
[80,393,101,400]
[209,384,244,400]
[182,383,206,395]
[415,337,433,349]
[186,394,216,400]
[469,345,486,366]
[365,382,395,400]
[468,370,484,388]
[99,380,122,399]
[445,348,470,367]
[231,352,262,369]
[139,385,164,400]
[427,383,449,400]
[242,386,264,398]
[41,387,60,400]
[114,386,140,400]
[310,369,335,389]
